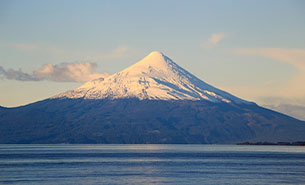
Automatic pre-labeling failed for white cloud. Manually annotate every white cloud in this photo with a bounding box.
[203,33,227,49]
[0,44,138,82]
[0,62,109,82]
[33,62,109,82]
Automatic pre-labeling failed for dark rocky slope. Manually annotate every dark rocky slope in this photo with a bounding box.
[1,98,305,144]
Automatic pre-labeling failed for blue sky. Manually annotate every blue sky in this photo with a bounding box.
[1,0,305,118]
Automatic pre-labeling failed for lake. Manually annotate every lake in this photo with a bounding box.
[0,144,305,184]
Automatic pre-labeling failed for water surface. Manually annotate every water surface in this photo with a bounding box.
[1,144,305,184]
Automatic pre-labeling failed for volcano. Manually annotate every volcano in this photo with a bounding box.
[1,51,305,144]
[54,51,248,104]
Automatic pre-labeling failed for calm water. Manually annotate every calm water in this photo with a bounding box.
[0,145,305,185]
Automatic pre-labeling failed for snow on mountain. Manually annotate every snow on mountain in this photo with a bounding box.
[53,51,250,104]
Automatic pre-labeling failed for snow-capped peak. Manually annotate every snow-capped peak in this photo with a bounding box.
[53,51,250,104]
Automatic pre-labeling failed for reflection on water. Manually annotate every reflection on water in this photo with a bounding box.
[0,144,305,185]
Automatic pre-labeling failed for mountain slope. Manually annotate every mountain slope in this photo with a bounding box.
[1,51,305,144]
[1,98,305,144]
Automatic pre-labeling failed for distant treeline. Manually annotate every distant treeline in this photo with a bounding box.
[237,141,305,146]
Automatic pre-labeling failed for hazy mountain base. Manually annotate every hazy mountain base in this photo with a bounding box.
[1,98,305,144]
[264,104,305,121]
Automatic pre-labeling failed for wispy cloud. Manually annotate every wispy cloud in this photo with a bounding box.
[234,48,305,97]
[203,33,227,49]
[7,42,66,58]
[80,45,138,61]
[7,42,137,62]
[0,62,109,82]
[12,43,41,52]
[227,47,305,120]
[103,46,133,60]
[234,48,305,70]
[0,66,38,81]
[263,102,305,121]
